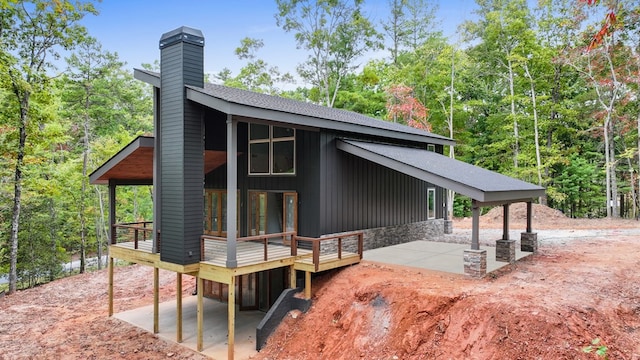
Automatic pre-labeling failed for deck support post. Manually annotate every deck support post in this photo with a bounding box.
[304,271,311,299]
[153,267,159,334]
[108,256,114,316]
[197,277,203,351]
[289,265,296,288]
[176,272,183,343]
[228,275,236,360]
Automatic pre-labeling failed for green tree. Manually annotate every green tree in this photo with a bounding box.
[217,37,294,95]
[275,0,382,107]
[462,0,536,170]
[0,0,97,294]
[63,37,123,273]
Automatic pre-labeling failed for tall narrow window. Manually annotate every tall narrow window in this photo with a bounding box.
[249,124,295,175]
[427,188,436,219]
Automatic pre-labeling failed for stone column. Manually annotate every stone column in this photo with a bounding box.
[464,249,486,278]
[496,239,516,263]
[444,220,453,234]
[521,232,538,253]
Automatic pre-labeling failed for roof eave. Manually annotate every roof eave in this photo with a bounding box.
[89,136,154,185]
[134,68,161,88]
[186,86,455,146]
[337,139,546,204]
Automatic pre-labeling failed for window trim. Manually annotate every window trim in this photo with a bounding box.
[249,124,296,176]
[427,188,436,220]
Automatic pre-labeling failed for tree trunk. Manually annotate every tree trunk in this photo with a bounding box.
[79,94,90,274]
[447,48,456,219]
[604,112,613,217]
[48,198,57,282]
[507,57,519,168]
[8,92,30,295]
[524,63,543,203]
[608,119,618,217]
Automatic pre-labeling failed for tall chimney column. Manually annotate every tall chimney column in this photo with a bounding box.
[158,27,204,265]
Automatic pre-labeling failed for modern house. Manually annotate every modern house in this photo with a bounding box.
[89,26,545,359]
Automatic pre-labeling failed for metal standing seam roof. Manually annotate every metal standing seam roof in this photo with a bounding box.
[337,139,546,204]
[134,69,455,147]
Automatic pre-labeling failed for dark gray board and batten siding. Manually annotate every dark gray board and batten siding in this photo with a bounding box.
[159,29,205,265]
[318,131,443,236]
[204,117,442,238]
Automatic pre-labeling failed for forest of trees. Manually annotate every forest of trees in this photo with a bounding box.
[1,0,638,293]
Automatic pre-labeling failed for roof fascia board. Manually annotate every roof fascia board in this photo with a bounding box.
[336,139,486,201]
[134,69,161,88]
[88,136,154,185]
[113,179,154,186]
[480,190,546,204]
[186,87,454,146]
[475,198,540,207]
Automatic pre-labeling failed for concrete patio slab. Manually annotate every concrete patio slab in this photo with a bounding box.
[114,295,261,359]
[364,240,531,275]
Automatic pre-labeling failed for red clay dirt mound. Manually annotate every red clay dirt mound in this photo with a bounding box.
[456,203,639,230]
[255,235,640,360]
[483,202,566,222]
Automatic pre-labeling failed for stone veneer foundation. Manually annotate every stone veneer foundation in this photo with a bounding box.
[495,239,516,263]
[521,232,538,253]
[463,249,487,278]
[320,219,445,254]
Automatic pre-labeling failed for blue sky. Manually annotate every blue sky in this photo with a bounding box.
[80,0,479,85]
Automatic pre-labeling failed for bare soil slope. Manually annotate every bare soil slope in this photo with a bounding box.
[1,209,639,359]
[256,211,640,360]
[0,265,207,360]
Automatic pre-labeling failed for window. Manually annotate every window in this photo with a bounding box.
[427,188,436,219]
[427,144,435,152]
[249,124,295,175]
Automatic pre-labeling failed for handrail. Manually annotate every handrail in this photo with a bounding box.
[200,231,297,262]
[199,230,363,270]
[112,222,155,250]
[294,231,364,271]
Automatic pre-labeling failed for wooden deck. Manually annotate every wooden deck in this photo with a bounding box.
[202,240,312,268]
[294,252,361,272]
[109,230,364,280]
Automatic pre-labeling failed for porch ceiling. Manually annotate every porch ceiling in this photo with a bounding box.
[337,139,545,205]
[89,135,229,185]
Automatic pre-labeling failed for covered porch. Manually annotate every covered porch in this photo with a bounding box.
[337,139,546,277]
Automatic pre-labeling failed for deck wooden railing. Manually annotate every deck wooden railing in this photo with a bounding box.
[111,221,155,250]
[200,231,297,262]
[293,231,364,272]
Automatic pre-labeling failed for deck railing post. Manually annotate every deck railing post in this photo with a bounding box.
[200,236,205,261]
[337,237,342,259]
[291,235,298,256]
[313,240,320,272]
[263,236,268,261]
[358,233,363,259]
[134,229,139,249]
[111,224,116,245]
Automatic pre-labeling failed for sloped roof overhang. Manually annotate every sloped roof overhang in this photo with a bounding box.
[89,136,229,185]
[337,139,545,205]
[89,136,155,185]
[134,69,455,147]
